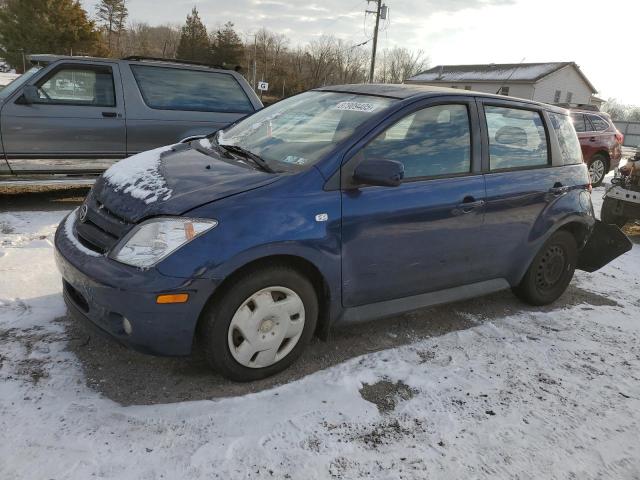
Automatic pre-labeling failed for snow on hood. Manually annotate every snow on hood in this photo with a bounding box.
[103,145,175,205]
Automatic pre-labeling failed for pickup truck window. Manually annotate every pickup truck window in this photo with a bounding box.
[37,66,116,107]
[130,65,254,113]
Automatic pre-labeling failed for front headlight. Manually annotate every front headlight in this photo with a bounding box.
[110,217,218,268]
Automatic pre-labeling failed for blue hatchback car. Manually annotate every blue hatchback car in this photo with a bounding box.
[54,84,631,381]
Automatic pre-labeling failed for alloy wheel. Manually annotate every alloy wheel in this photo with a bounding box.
[589,159,606,185]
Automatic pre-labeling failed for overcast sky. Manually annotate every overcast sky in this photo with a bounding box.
[82,0,640,105]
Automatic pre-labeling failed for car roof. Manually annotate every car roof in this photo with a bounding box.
[27,54,235,74]
[314,83,568,113]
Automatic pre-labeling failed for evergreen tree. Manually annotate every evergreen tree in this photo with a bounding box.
[95,0,128,54]
[210,22,243,67]
[0,0,102,72]
[176,7,209,62]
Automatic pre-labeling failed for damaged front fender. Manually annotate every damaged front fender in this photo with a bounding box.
[577,220,633,273]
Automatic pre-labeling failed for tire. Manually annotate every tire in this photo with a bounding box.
[201,266,318,382]
[588,154,608,187]
[601,197,628,228]
[513,231,577,306]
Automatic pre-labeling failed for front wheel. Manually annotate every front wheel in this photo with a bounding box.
[513,231,577,306]
[601,197,628,228]
[201,266,318,382]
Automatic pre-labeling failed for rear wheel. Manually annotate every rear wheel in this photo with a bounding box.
[513,231,577,306]
[588,154,608,187]
[201,266,318,382]
[601,197,628,228]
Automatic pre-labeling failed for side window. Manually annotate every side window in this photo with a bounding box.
[500,86,510,96]
[587,114,610,132]
[572,114,587,132]
[566,92,573,103]
[485,105,548,170]
[361,104,471,179]
[36,66,115,106]
[554,90,561,103]
[549,112,583,165]
[130,65,253,113]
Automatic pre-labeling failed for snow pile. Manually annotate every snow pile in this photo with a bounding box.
[1,210,640,479]
[103,145,174,204]
[0,72,19,87]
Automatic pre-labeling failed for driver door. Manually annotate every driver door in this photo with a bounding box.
[0,62,126,173]
[340,99,486,307]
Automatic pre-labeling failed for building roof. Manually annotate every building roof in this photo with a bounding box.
[407,62,597,92]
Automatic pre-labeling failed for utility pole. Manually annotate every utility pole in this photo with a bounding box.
[366,0,386,83]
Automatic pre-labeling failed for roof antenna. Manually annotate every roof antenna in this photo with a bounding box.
[496,57,526,94]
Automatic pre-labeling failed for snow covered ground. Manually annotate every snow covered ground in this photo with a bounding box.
[1,190,639,479]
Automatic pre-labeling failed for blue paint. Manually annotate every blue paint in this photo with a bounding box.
[54,86,606,356]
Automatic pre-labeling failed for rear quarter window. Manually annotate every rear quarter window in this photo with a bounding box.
[130,65,254,113]
[549,112,583,165]
[587,114,610,132]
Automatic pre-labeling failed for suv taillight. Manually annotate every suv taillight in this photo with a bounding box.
[615,130,624,144]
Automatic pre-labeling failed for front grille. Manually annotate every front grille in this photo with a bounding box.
[74,195,134,254]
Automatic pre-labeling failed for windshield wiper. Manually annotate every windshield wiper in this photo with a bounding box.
[219,144,276,173]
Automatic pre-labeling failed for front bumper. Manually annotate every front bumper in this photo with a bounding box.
[54,212,217,356]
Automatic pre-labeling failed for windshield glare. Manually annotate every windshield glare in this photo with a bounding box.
[0,66,43,99]
[218,91,395,171]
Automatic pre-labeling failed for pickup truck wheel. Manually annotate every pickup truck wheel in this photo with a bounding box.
[201,266,318,382]
[513,231,577,306]
[588,154,608,187]
[601,197,628,228]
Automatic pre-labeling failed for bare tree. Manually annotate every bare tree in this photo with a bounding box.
[120,22,180,58]
[95,0,128,54]
[375,47,429,83]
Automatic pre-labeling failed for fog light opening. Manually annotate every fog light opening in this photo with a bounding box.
[122,317,133,336]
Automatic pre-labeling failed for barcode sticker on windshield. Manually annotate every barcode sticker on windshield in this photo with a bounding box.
[335,101,376,112]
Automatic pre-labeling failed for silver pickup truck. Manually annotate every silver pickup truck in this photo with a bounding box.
[0,55,262,185]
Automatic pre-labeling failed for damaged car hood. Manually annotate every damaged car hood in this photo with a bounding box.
[91,143,280,222]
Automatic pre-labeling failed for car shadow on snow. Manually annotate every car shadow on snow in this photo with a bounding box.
[58,283,620,406]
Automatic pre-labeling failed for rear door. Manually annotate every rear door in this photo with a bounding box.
[340,98,486,307]
[477,99,569,283]
[0,62,126,173]
[122,64,259,154]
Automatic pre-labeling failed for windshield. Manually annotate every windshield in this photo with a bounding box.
[217,91,396,171]
[0,66,43,99]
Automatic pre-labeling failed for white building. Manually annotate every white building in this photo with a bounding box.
[406,62,600,107]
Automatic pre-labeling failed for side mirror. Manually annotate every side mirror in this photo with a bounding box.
[353,159,404,187]
[22,85,40,104]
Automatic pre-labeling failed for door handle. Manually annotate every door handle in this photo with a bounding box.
[102,111,118,118]
[548,183,569,195]
[589,136,596,142]
[456,198,485,214]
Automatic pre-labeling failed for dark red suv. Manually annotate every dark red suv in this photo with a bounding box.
[570,110,623,186]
